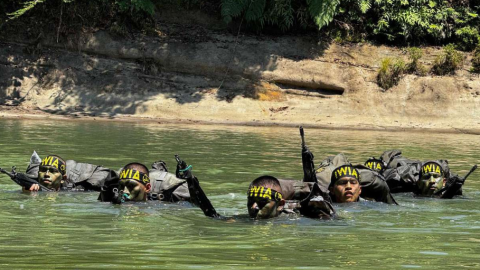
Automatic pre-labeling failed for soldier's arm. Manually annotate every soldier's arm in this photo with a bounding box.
[175,155,221,218]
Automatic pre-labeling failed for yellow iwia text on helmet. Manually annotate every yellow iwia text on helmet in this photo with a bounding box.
[422,162,443,175]
[248,186,282,201]
[41,156,66,175]
[119,168,150,185]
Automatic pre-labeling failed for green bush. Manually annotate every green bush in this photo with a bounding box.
[218,0,480,48]
[405,47,427,76]
[431,44,464,75]
[220,0,340,32]
[472,45,480,73]
[4,0,480,51]
[115,0,155,16]
[377,58,405,90]
[3,0,158,36]
[455,26,480,51]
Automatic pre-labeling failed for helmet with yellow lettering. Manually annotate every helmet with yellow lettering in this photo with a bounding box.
[364,158,386,173]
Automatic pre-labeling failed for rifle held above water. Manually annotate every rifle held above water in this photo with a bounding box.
[437,164,477,199]
[300,127,317,183]
[0,166,53,191]
[175,155,220,218]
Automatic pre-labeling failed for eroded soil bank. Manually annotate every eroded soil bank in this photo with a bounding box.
[1,12,479,134]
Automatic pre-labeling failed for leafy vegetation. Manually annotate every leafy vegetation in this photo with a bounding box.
[472,44,480,73]
[405,47,427,76]
[2,0,480,50]
[431,44,464,75]
[219,0,480,50]
[377,58,405,90]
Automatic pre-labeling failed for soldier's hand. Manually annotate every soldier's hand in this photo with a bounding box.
[302,147,314,159]
[176,159,193,179]
[29,184,40,191]
[446,175,463,188]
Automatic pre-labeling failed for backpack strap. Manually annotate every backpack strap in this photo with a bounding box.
[149,171,168,200]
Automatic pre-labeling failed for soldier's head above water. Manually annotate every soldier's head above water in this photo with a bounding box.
[35,155,67,191]
[118,163,152,202]
[364,158,386,174]
[417,161,445,196]
[247,175,285,219]
[329,165,362,203]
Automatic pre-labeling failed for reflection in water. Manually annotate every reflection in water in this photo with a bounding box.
[1,119,480,269]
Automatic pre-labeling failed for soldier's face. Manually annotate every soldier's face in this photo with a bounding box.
[38,165,64,190]
[417,172,444,196]
[247,197,283,219]
[331,177,361,203]
[119,179,150,202]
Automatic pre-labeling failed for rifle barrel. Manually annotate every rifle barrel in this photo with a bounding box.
[464,164,478,180]
[299,126,305,147]
[0,167,14,178]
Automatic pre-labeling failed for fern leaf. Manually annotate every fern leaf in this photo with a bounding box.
[7,0,47,20]
[358,0,371,14]
[221,0,248,24]
[245,0,266,22]
[307,0,340,29]
[131,0,155,15]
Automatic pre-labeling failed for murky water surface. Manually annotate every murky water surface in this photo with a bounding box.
[1,119,480,269]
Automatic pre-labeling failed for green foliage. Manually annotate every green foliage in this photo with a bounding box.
[261,0,294,31]
[220,0,268,24]
[7,0,48,20]
[5,0,480,51]
[364,0,476,43]
[220,0,342,32]
[358,0,370,14]
[7,0,156,21]
[432,44,464,75]
[405,47,427,76]
[245,0,266,22]
[218,0,479,46]
[7,0,79,21]
[455,26,480,51]
[333,0,480,49]
[307,0,340,30]
[377,58,405,90]
[221,0,248,24]
[115,0,155,16]
[472,45,480,73]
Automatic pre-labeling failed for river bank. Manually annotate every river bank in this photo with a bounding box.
[1,10,479,134]
[3,104,480,135]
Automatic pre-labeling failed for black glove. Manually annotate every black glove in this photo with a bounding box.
[176,158,193,179]
[440,175,464,199]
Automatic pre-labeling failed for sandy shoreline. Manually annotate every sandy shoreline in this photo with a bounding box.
[2,105,480,135]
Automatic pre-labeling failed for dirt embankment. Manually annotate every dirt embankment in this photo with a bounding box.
[1,12,479,134]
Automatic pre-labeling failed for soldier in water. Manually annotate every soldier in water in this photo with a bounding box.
[174,155,336,220]
[99,159,190,203]
[300,127,397,205]
[1,153,116,192]
[365,150,477,198]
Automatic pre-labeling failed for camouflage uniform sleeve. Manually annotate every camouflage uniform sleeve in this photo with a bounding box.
[170,181,191,201]
[161,173,191,202]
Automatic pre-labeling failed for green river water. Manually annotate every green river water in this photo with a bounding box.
[1,119,480,270]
